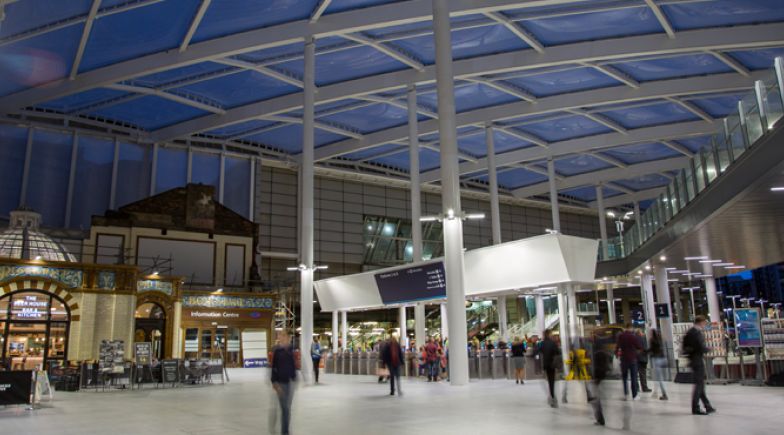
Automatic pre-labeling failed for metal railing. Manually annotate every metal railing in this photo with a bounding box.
[600,57,784,261]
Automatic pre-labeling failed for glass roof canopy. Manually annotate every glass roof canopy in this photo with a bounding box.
[1,0,783,206]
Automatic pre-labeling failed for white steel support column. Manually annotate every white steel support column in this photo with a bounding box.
[218,152,226,203]
[547,158,560,232]
[433,0,468,386]
[596,185,609,259]
[408,84,426,350]
[486,124,507,341]
[186,145,193,183]
[149,143,158,196]
[705,277,721,324]
[64,132,78,228]
[606,284,617,324]
[535,295,546,337]
[19,128,34,207]
[109,138,120,209]
[641,273,656,330]
[556,289,570,373]
[567,285,578,343]
[341,311,348,350]
[634,201,642,245]
[249,156,256,219]
[654,266,675,362]
[331,311,339,353]
[298,36,316,384]
[440,303,449,339]
[399,307,408,348]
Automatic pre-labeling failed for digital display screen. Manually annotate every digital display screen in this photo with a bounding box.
[374,262,447,304]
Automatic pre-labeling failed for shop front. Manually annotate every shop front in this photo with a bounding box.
[179,293,275,367]
[0,290,70,370]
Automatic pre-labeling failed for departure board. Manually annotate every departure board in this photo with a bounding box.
[374,262,447,304]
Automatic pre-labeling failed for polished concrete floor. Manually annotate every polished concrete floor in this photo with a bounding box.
[2,369,782,434]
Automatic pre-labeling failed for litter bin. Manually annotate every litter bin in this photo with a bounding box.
[468,349,479,379]
[491,349,507,379]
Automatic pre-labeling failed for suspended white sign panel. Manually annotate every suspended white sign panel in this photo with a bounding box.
[314,234,598,312]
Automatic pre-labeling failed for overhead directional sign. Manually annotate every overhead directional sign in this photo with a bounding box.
[374,262,446,304]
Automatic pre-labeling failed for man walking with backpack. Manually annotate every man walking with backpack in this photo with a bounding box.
[683,315,716,415]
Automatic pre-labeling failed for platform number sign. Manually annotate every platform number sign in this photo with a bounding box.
[654,303,670,318]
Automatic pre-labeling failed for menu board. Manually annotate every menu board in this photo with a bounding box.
[374,262,446,304]
[735,308,763,347]
[99,340,126,373]
[134,342,152,366]
[162,359,179,383]
[0,370,34,405]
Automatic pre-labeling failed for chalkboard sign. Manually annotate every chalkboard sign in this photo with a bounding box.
[162,359,179,383]
[0,370,34,405]
[135,342,152,366]
[374,262,446,304]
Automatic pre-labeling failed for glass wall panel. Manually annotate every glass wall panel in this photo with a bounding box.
[695,159,706,193]
[764,76,783,128]
[0,125,26,216]
[742,95,764,145]
[116,141,152,208]
[155,146,187,194]
[28,130,71,228]
[191,151,220,195]
[72,135,113,229]
[223,156,251,218]
[704,149,717,183]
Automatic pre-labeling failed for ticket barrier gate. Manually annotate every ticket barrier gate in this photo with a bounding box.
[326,353,335,374]
[358,352,368,375]
[478,350,492,379]
[468,349,479,379]
[350,353,359,375]
[342,351,350,374]
[491,350,507,379]
[367,352,378,376]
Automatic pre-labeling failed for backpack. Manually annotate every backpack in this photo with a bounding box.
[681,330,695,358]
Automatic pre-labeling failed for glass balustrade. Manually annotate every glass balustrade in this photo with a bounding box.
[599,57,784,261]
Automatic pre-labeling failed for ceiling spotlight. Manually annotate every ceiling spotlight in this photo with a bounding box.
[637,270,642,274]
[699,259,722,263]
[606,211,616,218]
[420,216,439,222]
[771,187,784,192]
[665,267,677,271]
[644,265,651,271]
[684,256,708,261]
[659,255,666,261]
[711,263,734,267]
[34,255,42,261]
[465,213,485,220]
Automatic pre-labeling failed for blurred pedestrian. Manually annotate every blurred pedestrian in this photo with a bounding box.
[271,330,296,435]
[589,346,612,426]
[425,337,439,382]
[636,329,651,393]
[615,323,642,400]
[510,336,526,384]
[648,328,669,400]
[539,329,561,408]
[310,336,322,384]
[683,315,716,415]
[381,334,404,396]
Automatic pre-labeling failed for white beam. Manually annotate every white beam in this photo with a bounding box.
[342,33,425,71]
[359,94,438,118]
[70,0,101,80]
[494,125,548,147]
[105,84,225,114]
[261,115,362,139]
[580,61,640,88]
[644,0,676,39]
[589,186,667,208]
[180,0,212,52]
[214,58,304,88]
[568,108,627,134]
[604,181,634,194]
[466,77,537,102]
[661,139,695,157]
[708,50,750,77]
[512,157,690,198]
[666,96,714,122]
[315,72,757,163]
[4,22,779,128]
[591,151,628,168]
[310,0,332,23]
[484,11,545,53]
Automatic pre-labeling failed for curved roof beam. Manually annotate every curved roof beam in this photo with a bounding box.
[316,71,762,163]
[143,23,783,142]
[590,187,668,209]
[0,0,588,111]
[424,121,716,183]
[511,157,691,198]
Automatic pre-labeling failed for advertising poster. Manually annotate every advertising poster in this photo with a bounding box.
[0,370,34,406]
[735,308,762,347]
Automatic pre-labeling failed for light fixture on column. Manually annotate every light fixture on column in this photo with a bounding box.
[659,255,666,261]
[420,210,485,222]
[286,264,328,272]
[684,256,708,261]
[544,228,559,234]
